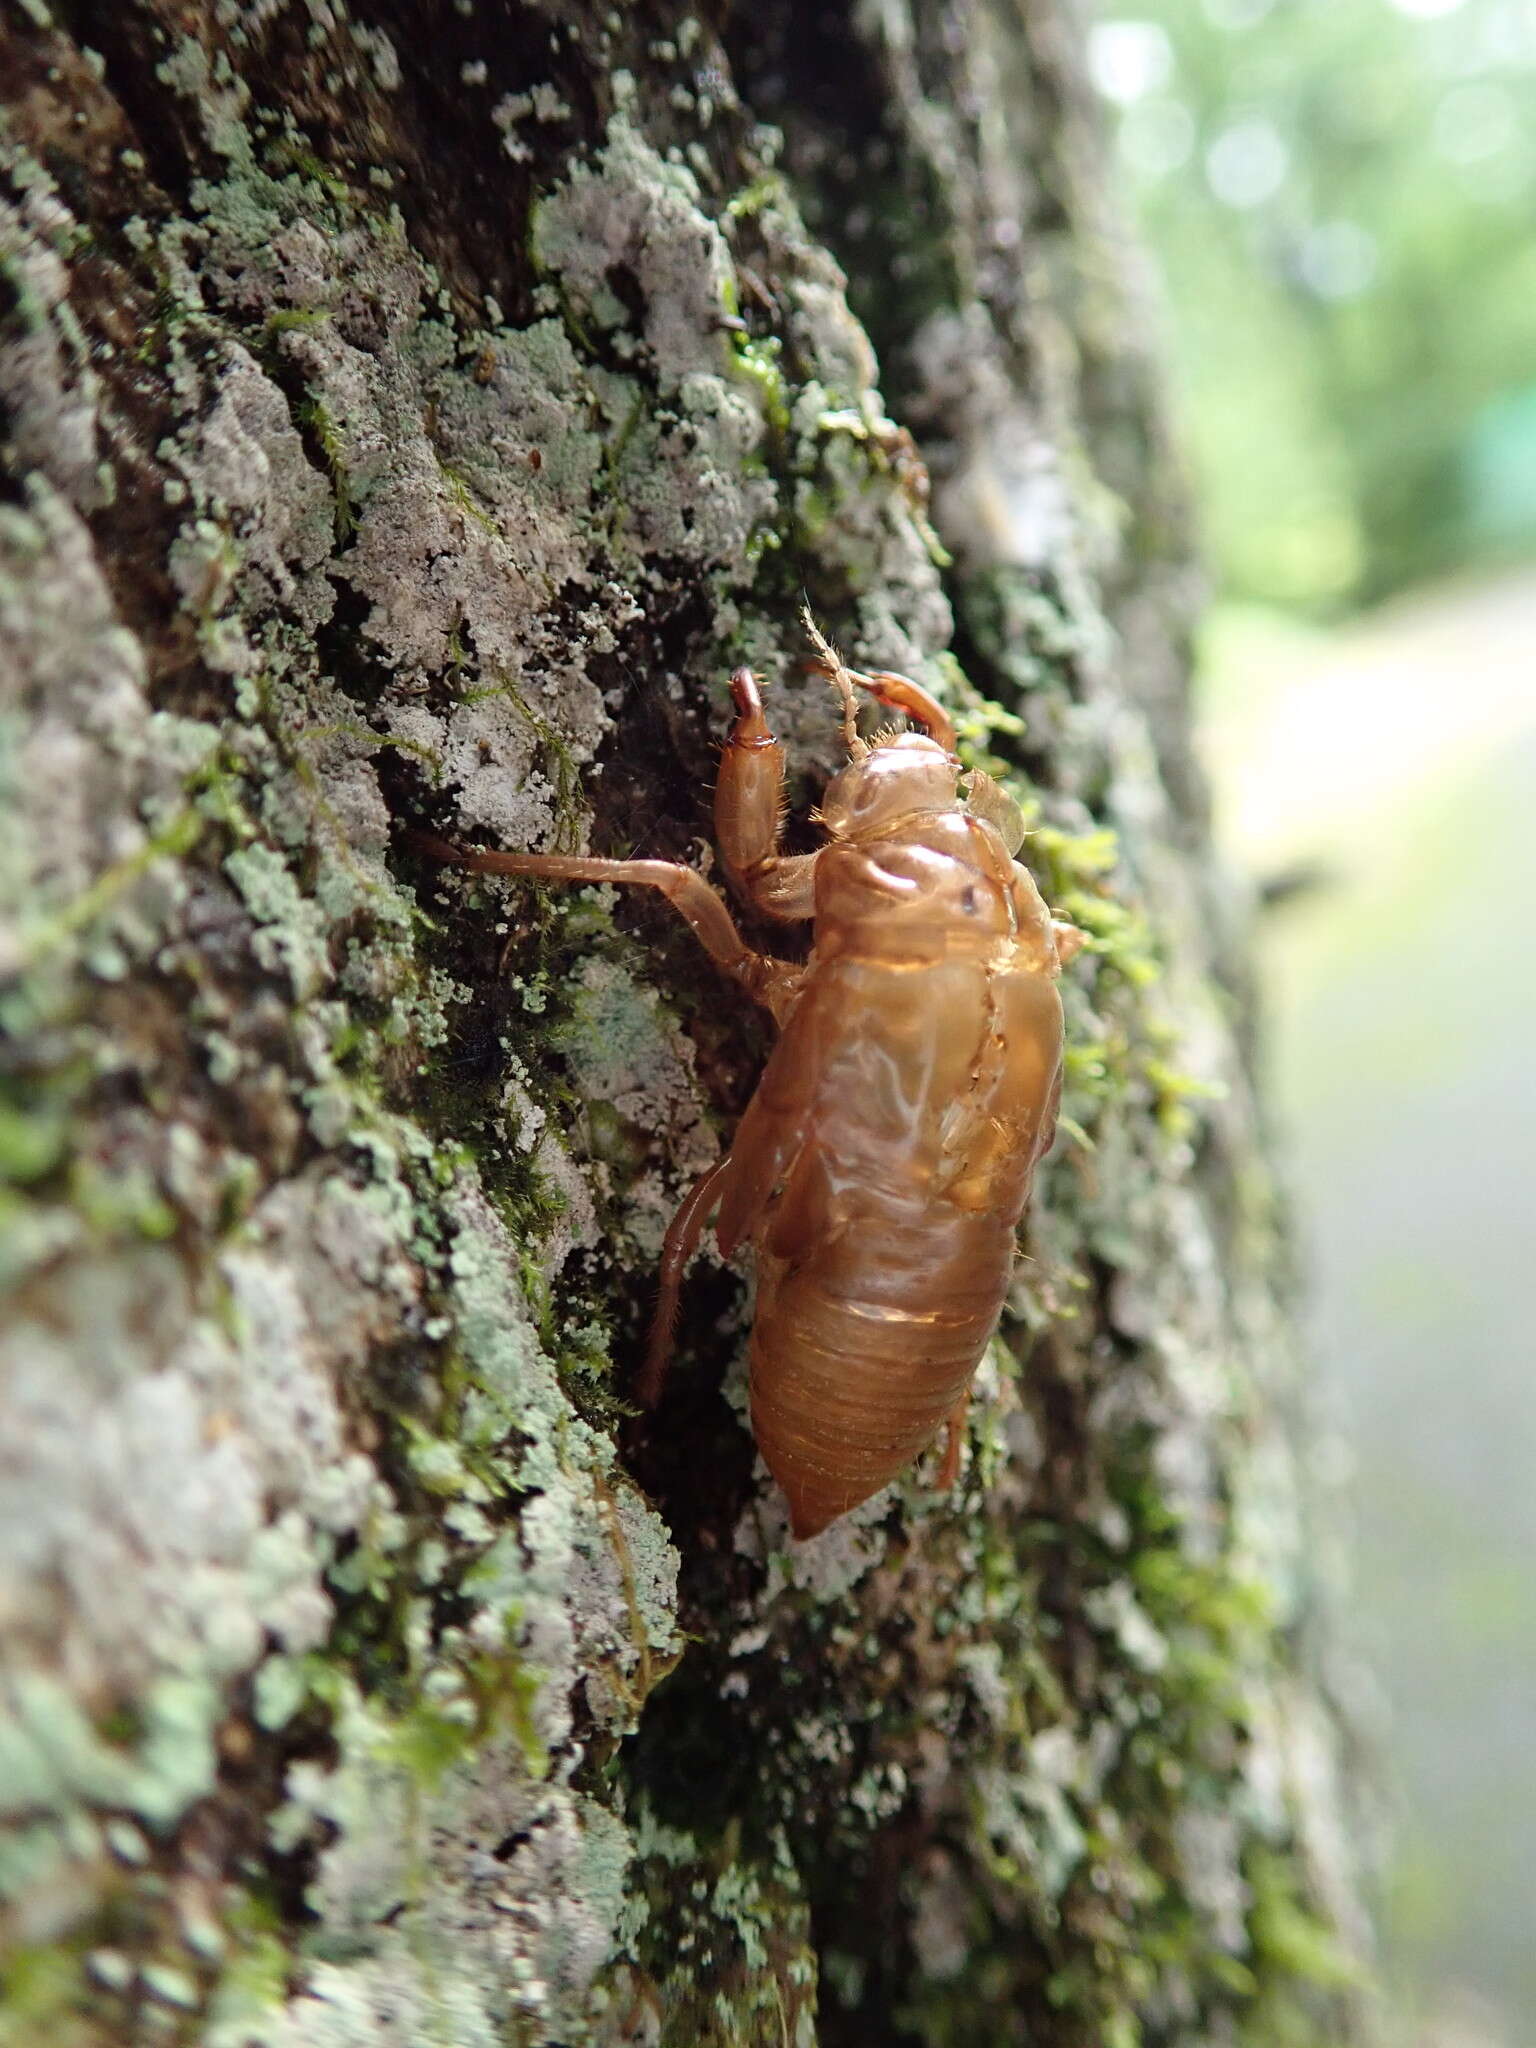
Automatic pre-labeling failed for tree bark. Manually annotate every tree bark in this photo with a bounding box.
[0,4,1371,2044]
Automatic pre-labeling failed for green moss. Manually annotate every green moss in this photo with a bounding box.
[629,1817,818,2048]
[262,306,331,340]
[0,1944,92,2048]
[203,1894,289,2045]
[295,719,446,785]
[0,1095,71,1186]
[723,173,790,224]
[728,332,790,438]
[16,802,205,965]
[1248,1846,1363,1989]
[68,1157,178,1243]
[296,395,357,543]
[382,1654,549,1789]
[433,454,502,539]
[1141,1052,1229,1142]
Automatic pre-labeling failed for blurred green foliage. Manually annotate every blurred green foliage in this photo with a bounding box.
[1093,0,1536,612]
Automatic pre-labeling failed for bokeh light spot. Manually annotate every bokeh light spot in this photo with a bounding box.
[1205,118,1289,207]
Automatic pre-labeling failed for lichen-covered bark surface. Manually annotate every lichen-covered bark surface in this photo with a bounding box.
[0,3,1370,2044]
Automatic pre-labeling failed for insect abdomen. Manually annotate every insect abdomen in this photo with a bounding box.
[748,1213,1012,1539]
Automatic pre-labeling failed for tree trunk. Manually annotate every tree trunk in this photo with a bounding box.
[0,4,1371,2044]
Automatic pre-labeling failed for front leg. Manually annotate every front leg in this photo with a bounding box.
[839,666,957,753]
[715,668,819,922]
[408,829,802,1023]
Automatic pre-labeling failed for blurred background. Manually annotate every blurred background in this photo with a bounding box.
[1089,1,1536,2041]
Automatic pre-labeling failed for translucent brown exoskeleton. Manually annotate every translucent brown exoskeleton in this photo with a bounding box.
[415,619,1084,1538]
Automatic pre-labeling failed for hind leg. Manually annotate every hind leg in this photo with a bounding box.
[937,1389,970,1490]
[635,1154,734,1408]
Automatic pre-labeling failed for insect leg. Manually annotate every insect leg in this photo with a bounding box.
[410,828,799,1017]
[715,668,819,921]
[1050,916,1089,968]
[800,609,956,750]
[634,1153,734,1407]
[842,667,958,753]
[937,1389,970,1490]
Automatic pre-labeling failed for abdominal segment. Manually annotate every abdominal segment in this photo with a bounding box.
[748,1220,1011,1539]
